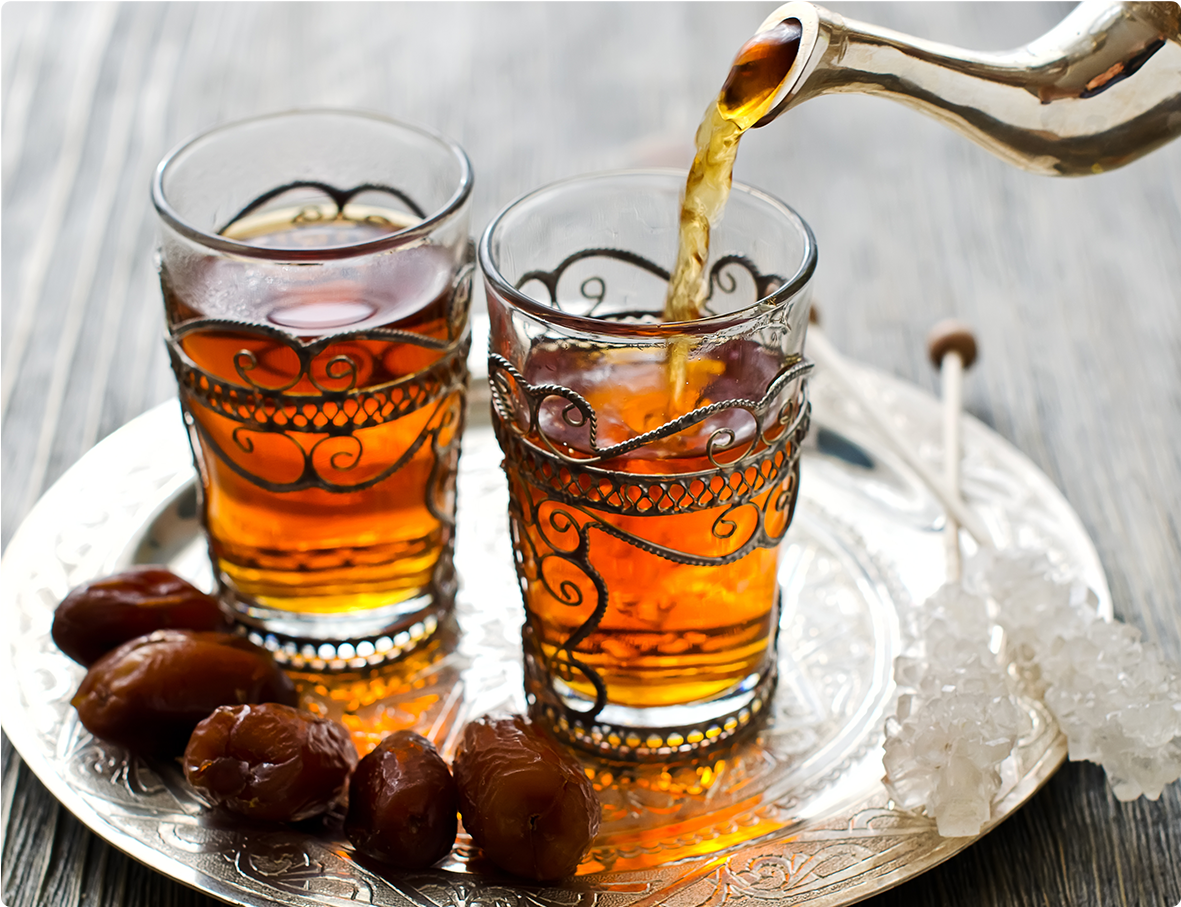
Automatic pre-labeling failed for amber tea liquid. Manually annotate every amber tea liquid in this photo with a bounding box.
[166,204,466,619]
[512,342,798,711]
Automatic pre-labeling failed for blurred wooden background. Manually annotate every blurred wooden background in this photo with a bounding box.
[2,3,1179,906]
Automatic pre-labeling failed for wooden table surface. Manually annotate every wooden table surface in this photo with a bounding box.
[3,3,1179,906]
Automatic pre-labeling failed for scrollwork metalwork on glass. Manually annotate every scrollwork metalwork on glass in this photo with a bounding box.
[218,180,429,234]
[488,350,812,750]
[517,249,786,320]
[523,632,784,760]
[167,321,471,495]
[487,244,813,756]
[489,352,811,472]
[157,160,475,665]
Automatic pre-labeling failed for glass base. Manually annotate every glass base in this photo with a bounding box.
[223,562,456,672]
[523,628,778,761]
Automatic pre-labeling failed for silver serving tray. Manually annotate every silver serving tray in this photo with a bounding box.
[0,364,1110,907]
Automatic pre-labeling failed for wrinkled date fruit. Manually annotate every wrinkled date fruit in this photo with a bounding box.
[184,703,357,822]
[453,716,600,880]
[345,730,458,869]
[52,566,226,666]
[72,630,297,755]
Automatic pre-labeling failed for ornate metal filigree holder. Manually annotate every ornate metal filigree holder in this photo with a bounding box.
[168,321,470,671]
[488,248,813,759]
[161,177,474,672]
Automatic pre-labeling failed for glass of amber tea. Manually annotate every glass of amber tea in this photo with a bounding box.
[152,110,472,671]
[480,170,815,759]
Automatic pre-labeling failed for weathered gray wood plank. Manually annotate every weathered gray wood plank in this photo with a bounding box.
[3,4,1179,907]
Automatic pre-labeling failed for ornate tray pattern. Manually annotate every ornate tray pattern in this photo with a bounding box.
[0,364,1111,907]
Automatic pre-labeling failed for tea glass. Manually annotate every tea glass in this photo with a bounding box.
[153,110,473,671]
[479,170,815,758]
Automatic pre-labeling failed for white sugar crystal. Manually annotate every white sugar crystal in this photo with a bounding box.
[973,550,1181,801]
[883,584,1025,836]
[885,549,1181,835]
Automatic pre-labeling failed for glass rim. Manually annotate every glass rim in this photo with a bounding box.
[151,108,473,262]
[478,168,817,338]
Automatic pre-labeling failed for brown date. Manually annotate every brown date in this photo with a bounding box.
[345,730,458,869]
[184,703,357,822]
[52,566,226,666]
[453,715,600,881]
[72,630,297,755]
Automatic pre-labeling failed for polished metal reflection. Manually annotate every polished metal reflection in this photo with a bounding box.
[755,1,1181,175]
[0,371,1114,906]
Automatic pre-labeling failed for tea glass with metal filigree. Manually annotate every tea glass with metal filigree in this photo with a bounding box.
[152,110,473,670]
[479,171,815,759]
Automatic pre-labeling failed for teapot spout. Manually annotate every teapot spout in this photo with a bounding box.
[753,1,1181,176]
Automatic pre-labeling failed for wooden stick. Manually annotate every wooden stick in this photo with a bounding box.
[941,350,965,579]
[928,320,979,579]
[807,325,992,548]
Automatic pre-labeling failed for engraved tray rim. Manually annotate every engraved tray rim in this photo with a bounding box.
[0,364,1112,907]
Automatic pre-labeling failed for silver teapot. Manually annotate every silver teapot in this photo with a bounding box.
[754,1,1181,176]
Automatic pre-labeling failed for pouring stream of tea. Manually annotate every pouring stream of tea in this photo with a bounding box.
[664,20,801,410]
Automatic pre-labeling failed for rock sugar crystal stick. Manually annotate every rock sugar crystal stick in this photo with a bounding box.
[882,583,1025,837]
[972,551,1181,801]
